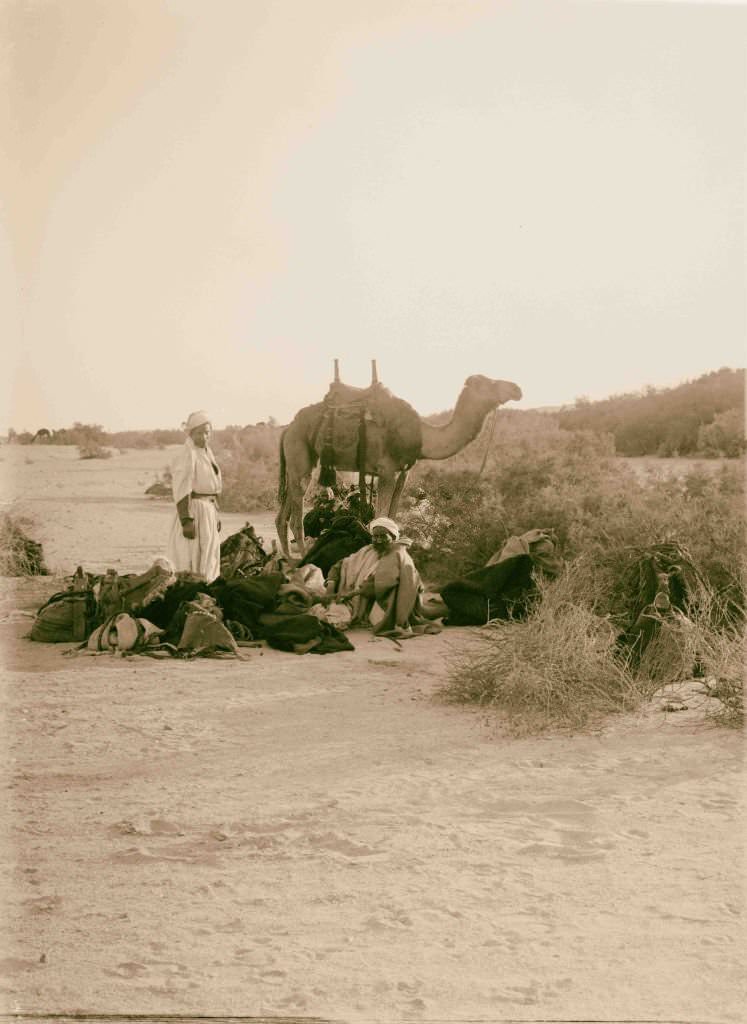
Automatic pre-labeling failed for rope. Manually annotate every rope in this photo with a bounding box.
[476,408,498,478]
[461,408,499,499]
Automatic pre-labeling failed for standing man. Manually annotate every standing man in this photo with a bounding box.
[167,410,222,582]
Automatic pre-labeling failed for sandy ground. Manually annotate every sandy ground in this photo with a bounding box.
[1,445,745,1022]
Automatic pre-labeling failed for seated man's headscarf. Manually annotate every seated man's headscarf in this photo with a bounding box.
[369,517,400,542]
[183,410,211,433]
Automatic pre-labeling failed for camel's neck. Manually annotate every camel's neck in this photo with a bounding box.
[419,391,495,461]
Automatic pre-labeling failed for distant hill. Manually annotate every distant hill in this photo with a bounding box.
[556,368,745,457]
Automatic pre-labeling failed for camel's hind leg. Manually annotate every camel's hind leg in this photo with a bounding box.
[375,465,402,520]
[286,472,312,558]
[274,495,292,560]
[387,468,409,519]
[275,476,312,559]
[277,429,315,559]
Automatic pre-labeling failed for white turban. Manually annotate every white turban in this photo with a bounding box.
[369,516,400,541]
[183,410,211,433]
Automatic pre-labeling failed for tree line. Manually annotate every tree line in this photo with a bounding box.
[5,367,744,459]
[556,367,745,457]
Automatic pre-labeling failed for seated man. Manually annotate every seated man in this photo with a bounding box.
[324,516,439,636]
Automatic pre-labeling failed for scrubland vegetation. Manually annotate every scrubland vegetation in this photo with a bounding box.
[396,413,744,732]
[0,511,48,576]
[4,368,743,732]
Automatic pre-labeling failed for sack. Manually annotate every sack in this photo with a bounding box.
[30,589,97,643]
[177,611,240,656]
[87,613,164,653]
[259,612,355,655]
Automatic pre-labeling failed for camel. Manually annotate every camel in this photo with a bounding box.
[275,373,522,557]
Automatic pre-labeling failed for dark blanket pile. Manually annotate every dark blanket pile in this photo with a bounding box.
[440,555,536,626]
[142,572,353,655]
[298,513,371,576]
[439,528,563,626]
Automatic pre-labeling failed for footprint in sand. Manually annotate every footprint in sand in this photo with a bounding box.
[105,961,148,979]
[0,957,44,976]
[23,894,62,913]
[397,980,422,995]
[307,831,380,858]
[276,991,309,1010]
[108,818,182,837]
[111,833,225,866]
[365,905,414,930]
[148,818,182,835]
[259,968,287,983]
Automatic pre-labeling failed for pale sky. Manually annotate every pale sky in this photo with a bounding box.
[3,0,746,432]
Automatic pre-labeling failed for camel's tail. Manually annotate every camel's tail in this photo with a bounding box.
[277,430,288,504]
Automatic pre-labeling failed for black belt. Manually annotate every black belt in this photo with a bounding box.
[191,492,219,501]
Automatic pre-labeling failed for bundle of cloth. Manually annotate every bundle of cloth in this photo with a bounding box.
[34,513,445,658]
[138,515,441,651]
[297,513,373,576]
[437,528,563,626]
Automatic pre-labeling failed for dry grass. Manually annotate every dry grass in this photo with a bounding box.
[0,512,48,576]
[442,557,744,734]
[78,442,113,460]
[441,571,645,735]
[637,589,745,728]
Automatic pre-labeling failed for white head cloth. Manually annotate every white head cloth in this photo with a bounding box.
[183,410,211,433]
[369,516,400,541]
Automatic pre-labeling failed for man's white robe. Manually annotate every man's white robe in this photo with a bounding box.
[166,438,222,582]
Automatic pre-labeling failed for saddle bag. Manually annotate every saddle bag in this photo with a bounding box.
[30,589,97,643]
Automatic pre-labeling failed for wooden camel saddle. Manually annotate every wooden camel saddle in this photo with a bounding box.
[314,360,423,497]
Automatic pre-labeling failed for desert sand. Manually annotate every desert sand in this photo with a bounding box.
[1,445,744,1021]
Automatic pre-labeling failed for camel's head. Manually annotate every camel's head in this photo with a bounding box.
[464,375,522,407]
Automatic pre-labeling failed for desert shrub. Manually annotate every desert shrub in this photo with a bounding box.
[0,513,48,576]
[399,469,509,578]
[696,408,746,458]
[442,569,644,735]
[634,586,744,728]
[107,428,182,448]
[416,419,744,733]
[55,422,106,446]
[78,442,112,460]
[406,424,744,614]
[213,423,283,512]
[217,448,278,512]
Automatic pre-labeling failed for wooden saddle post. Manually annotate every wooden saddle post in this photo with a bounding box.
[318,358,381,503]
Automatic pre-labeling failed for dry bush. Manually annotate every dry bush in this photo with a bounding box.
[409,422,744,614]
[78,442,112,460]
[213,425,282,513]
[442,570,644,735]
[0,512,48,576]
[636,587,744,728]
